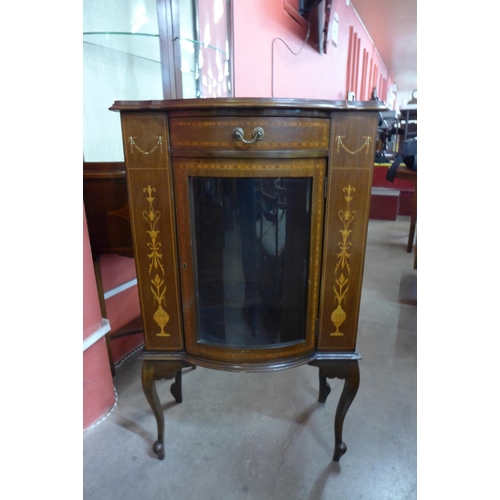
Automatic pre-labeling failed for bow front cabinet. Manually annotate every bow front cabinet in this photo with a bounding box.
[110,98,384,461]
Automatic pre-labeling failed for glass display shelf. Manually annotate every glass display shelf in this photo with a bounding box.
[83,31,161,63]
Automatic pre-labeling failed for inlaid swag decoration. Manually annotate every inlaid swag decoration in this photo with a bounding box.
[336,135,371,155]
[129,136,164,155]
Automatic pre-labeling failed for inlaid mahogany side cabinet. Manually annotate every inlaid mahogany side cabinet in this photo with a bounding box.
[110,98,385,461]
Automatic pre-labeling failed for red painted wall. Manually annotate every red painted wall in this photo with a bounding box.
[232,0,391,100]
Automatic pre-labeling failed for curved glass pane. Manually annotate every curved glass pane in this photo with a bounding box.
[190,177,312,347]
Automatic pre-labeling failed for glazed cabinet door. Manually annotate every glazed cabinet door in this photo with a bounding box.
[172,156,326,364]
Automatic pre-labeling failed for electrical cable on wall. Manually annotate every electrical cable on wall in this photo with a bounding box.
[271,22,311,97]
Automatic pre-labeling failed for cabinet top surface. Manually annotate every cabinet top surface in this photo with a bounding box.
[109,97,387,113]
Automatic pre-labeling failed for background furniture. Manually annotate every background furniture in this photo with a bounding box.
[110,98,384,462]
[399,104,417,141]
[83,162,143,373]
[395,101,417,258]
[370,164,415,220]
[394,167,417,252]
[395,167,417,270]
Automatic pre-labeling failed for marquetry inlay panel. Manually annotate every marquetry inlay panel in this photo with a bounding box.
[110,99,382,360]
[110,98,384,464]
[317,112,377,351]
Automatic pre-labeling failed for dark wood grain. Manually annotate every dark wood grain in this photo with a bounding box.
[111,98,381,462]
[83,162,134,259]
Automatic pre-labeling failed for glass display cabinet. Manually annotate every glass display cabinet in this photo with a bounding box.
[110,97,385,461]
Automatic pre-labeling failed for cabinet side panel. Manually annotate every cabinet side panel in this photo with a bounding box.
[317,112,377,351]
[122,113,184,351]
[121,113,169,169]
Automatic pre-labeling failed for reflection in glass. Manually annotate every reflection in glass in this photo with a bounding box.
[178,0,232,98]
[190,177,312,347]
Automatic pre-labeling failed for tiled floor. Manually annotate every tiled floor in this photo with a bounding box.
[83,216,417,500]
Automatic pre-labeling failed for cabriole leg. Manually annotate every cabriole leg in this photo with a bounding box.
[311,360,360,462]
[141,360,188,460]
[332,361,360,461]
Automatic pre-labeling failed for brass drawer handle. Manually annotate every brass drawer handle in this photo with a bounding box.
[232,126,265,144]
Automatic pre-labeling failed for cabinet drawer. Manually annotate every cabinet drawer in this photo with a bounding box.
[169,117,330,151]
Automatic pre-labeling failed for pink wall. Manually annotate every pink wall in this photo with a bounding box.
[232,0,391,101]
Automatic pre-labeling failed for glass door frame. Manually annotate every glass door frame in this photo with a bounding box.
[172,157,326,365]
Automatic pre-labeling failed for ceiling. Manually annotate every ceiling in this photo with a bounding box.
[351,0,417,92]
